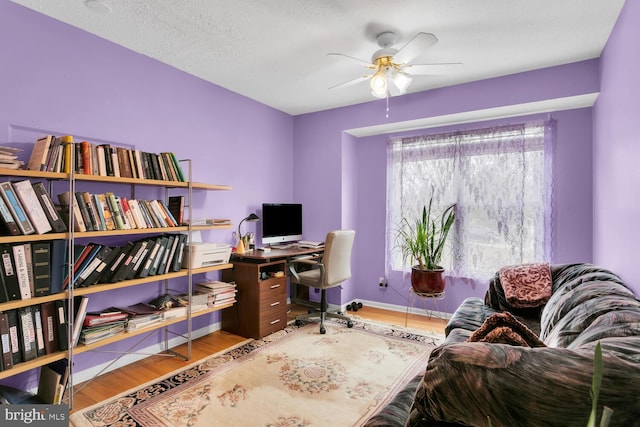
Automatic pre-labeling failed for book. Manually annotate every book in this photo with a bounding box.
[61,136,73,174]
[17,306,37,362]
[69,244,103,289]
[96,193,115,231]
[96,145,107,176]
[82,192,101,232]
[106,192,124,230]
[114,196,131,229]
[136,238,159,279]
[74,191,94,232]
[0,181,35,235]
[37,363,61,404]
[27,135,53,171]
[55,299,69,351]
[0,312,13,370]
[0,269,9,303]
[12,180,53,234]
[44,136,62,172]
[167,196,185,225]
[40,301,59,354]
[110,240,144,283]
[171,233,188,272]
[148,235,168,276]
[62,244,95,289]
[0,244,21,300]
[71,296,89,347]
[80,321,126,345]
[31,182,67,233]
[23,243,35,297]
[49,240,67,295]
[91,193,107,231]
[167,152,186,182]
[162,234,180,275]
[81,141,93,175]
[31,241,51,296]
[98,244,131,284]
[6,309,22,366]
[119,197,137,229]
[12,244,32,300]
[78,245,114,287]
[82,311,128,327]
[32,305,46,357]
[57,191,86,232]
[155,235,173,276]
[125,239,150,280]
[0,193,20,236]
[75,244,112,287]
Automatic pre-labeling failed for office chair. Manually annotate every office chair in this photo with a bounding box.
[289,229,356,334]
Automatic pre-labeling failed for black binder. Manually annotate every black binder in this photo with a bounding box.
[32,241,51,296]
[54,300,69,351]
[0,244,21,301]
[0,312,13,370]
[17,306,37,362]
[31,182,67,233]
[6,309,22,365]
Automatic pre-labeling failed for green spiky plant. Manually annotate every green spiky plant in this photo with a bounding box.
[396,197,456,271]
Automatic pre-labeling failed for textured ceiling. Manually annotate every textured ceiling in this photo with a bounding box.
[11,0,626,115]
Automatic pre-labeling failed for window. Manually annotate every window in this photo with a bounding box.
[386,120,553,280]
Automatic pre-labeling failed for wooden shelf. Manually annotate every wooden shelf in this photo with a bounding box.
[72,302,234,355]
[0,351,68,381]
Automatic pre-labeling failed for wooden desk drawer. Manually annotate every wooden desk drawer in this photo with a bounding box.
[259,311,287,336]
[259,278,286,297]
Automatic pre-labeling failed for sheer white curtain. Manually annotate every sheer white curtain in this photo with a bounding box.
[386,120,554,280]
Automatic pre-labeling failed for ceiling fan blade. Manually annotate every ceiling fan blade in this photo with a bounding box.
[328,75,372,90]
[405,63,464,75]
[327,52,373,66]
[393,32,438,65]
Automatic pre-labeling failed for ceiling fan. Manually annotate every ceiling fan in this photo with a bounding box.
[329,31,463,98]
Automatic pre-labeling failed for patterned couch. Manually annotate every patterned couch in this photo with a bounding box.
[365,263,640,426]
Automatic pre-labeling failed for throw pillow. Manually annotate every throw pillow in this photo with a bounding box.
[468,311,546,347]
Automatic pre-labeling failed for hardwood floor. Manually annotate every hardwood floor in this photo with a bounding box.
[69,304,447,413]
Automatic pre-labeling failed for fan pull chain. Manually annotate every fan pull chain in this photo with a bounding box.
[386,91,389,118]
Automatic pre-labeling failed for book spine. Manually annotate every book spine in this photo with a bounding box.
[0,191,20,235]
[12,244,32,300]
[106,192,125,230]
[31,181,67,233]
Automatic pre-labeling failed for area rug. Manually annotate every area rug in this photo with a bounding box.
[70,319,443,427]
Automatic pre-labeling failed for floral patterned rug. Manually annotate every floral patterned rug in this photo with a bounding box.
[70,319,443,427]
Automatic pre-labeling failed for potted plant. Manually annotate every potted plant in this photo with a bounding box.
[396,197,456,294]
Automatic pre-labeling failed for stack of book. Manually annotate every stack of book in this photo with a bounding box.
[24,134,187,182]
[195,280,237,308]
[0,146,24,170]
[116,303,164,332]
[57,190,179,233]
[80,309,128,345]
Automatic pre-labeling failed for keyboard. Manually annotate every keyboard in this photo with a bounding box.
[297,240,324,248]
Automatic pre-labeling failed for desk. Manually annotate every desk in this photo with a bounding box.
[221,246,324,339]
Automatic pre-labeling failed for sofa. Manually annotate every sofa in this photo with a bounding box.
[365,263,640,426]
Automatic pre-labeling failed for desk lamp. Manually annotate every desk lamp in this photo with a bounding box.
[237,213,260,254]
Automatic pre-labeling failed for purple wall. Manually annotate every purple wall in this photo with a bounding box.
[0,2,292,387]
[594,0,640,295]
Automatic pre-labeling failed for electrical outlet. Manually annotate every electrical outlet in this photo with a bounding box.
[378,276,388,287]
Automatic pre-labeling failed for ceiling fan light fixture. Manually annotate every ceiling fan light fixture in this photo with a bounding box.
[392,71,412,94]
[370,68,388,96]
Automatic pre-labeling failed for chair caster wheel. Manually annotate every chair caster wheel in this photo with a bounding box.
[295,319,302,326]
[320,326,326,334]
[347,320,354,328]
[357,302,363,309]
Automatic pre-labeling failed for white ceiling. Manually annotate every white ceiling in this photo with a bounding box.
[11,0,626,116]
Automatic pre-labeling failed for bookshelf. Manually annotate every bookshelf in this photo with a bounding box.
[0,150,233,408]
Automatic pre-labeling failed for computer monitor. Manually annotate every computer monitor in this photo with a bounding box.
[261,203,302,245]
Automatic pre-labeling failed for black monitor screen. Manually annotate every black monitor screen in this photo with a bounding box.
[261,203,302,245]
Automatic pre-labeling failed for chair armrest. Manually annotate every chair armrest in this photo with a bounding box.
[288,259,324,283]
